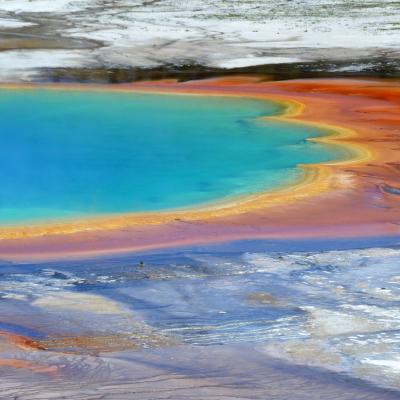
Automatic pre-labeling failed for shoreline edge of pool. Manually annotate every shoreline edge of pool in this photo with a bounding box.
[0,76,399,261]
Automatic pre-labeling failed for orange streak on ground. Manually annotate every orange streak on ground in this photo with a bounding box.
[0,359,57,374]
[0,331,45,351]
[0,331,58,376]
[0,77,399,261]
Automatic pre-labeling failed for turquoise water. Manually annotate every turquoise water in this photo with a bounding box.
[0,89,344,225]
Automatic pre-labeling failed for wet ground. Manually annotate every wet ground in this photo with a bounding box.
[1,240,400,398]
[32,56,400,84]
[1,3,400,398]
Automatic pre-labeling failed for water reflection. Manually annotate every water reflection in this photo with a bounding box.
[1,247,400,397]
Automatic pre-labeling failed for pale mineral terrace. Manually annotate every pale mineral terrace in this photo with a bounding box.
[0,0,399,81]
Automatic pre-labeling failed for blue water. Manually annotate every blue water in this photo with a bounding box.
[0,89,344,224]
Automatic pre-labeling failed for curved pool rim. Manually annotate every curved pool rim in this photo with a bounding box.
[0,82,370,240]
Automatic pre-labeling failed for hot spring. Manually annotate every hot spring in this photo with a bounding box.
[0,88,344,224]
